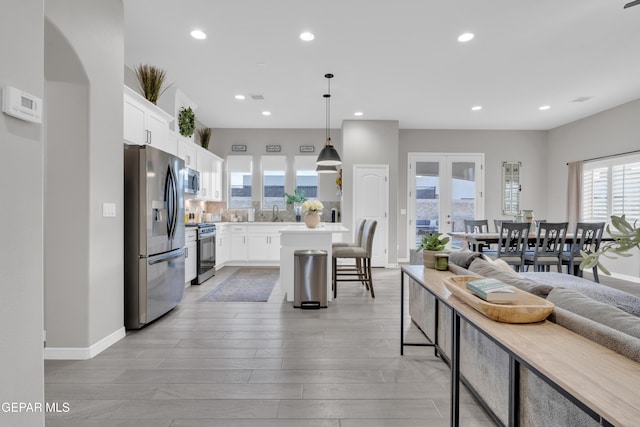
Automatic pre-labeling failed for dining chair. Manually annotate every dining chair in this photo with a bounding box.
[495,221,531,272]
[493,219,503,233]
[332,220,377,298]
[524,222,568,272]
[561,221,606,282]
[463,219,490,252]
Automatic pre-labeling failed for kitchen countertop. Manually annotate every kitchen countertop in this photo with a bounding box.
[279,224,349,233]
[187,222,343,227]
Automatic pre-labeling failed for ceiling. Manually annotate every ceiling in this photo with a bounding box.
[124,1,640,130]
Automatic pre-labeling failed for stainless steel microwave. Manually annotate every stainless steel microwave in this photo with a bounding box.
[184,168,200,194]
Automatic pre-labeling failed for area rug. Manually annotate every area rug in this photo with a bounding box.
[198,268,279,302]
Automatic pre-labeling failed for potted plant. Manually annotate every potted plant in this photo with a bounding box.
[417,232,450,269]
[301,200,324,228]
[133,64,170,105]
[197,127,211,149]
[580,215,639,275]
[284,190,307,222]
[178,106,196,138]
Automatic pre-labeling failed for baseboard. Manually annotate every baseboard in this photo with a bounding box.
[44,327,126,360]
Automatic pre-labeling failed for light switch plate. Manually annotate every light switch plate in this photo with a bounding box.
[103,203,117,217]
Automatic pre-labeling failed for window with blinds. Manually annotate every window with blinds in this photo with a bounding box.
[583,154,640,222]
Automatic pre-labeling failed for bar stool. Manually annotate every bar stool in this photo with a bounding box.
[332,220,377,298]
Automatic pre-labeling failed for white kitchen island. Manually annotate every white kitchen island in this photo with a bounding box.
[279,223,350,302]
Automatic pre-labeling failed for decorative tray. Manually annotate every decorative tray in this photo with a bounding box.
[443,275,554,324]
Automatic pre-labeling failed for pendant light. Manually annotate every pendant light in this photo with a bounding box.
[315,164,338,173]
[316,73,342,166]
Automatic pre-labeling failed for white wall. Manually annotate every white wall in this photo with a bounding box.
[398,129,548,260]
[0,0,45,424]
[44,0,125,357]
[547,98,640,278]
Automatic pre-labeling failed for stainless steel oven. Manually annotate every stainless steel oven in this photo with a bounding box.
[196,223,216,284]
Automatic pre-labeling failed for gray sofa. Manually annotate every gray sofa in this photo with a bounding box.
[408,251,640,426]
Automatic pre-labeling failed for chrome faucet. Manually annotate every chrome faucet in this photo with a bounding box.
[272,205,280,222]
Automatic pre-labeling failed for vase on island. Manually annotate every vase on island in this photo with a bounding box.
[304,211,321,228]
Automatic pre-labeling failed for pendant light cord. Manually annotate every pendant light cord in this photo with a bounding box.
[325,73,333,146]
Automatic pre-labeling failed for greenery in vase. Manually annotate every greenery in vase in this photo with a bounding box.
[197,127,211,149]
[178,107,196,137]
[580,215,640,275]
[284,189,307,205]
[416,232,450,252]
[133,64,170,105]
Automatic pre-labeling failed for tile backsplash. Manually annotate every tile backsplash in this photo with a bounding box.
[185,199,341,223]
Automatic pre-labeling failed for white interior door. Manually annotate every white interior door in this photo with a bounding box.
[353,165,389,267]
[408,153,484,250]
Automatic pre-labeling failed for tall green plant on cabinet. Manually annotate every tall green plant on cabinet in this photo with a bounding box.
[198,127,211,149]
[133,64,170,105]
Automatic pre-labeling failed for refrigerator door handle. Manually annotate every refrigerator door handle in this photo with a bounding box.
[148,248,185,265]
[169,164,179,239]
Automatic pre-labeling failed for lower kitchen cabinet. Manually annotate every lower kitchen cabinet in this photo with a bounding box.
[185,228,197,285]
[247,231,280,261]
[216,224,229,268]
[229,225,248,261]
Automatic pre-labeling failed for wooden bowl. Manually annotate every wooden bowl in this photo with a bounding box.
[444,275,554,323]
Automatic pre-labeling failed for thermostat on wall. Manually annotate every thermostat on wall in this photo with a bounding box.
[2,86,42,123]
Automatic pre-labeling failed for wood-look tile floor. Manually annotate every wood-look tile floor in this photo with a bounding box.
[45,266,495,427]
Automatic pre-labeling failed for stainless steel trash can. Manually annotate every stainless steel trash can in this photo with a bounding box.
[293,249,327,309]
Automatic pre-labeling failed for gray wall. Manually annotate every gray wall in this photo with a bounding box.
[44,0,124,352]
[547,98,640,278]
[398,130,548,260]
[342,120,400,264]
[0,0,45,425]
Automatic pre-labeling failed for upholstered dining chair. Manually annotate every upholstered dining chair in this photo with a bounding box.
[524,222,568,272]
[463,219,490,251]
[561,221,606,282]
[494,221,531,271]
[332,220,377,298]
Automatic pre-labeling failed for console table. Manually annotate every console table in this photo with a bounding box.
[401,265,640,427]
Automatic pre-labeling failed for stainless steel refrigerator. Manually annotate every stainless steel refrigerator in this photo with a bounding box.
[124,144,185,329]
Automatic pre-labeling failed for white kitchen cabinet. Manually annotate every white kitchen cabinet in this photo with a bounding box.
[247,228,281,261]
[184,228,197,285]
[216,224,229,268]
[176,135,198,169]
[229,224,248,261]
[123,86,175,154]
[196,148,223,201]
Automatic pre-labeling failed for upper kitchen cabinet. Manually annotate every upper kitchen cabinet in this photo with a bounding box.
[123,86,176,155]
[176,134,198,169]
[196,148,224,201]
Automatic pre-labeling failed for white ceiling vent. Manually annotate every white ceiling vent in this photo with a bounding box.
[250,94,264,100]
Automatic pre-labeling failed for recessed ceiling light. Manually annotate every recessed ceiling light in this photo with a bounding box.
[471,105,482,111]
[539,105,551,111]
[457,32,474,42]
[300,32,315,41]
[354,112,364,116]
[262,111,271,116]
[235,95,245,100]
[190,30,207,40]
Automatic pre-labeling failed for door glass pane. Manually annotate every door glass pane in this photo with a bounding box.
[450,161,477,248]
[415,161,440,245]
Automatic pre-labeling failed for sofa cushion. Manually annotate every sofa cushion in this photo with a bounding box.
[468,258,553,298]
[448,250,483,269]
[547,287,640,340]
[521,272,640,317]
[550,307,640,363]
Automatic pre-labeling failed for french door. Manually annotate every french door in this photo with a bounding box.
[408,153,484,249]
